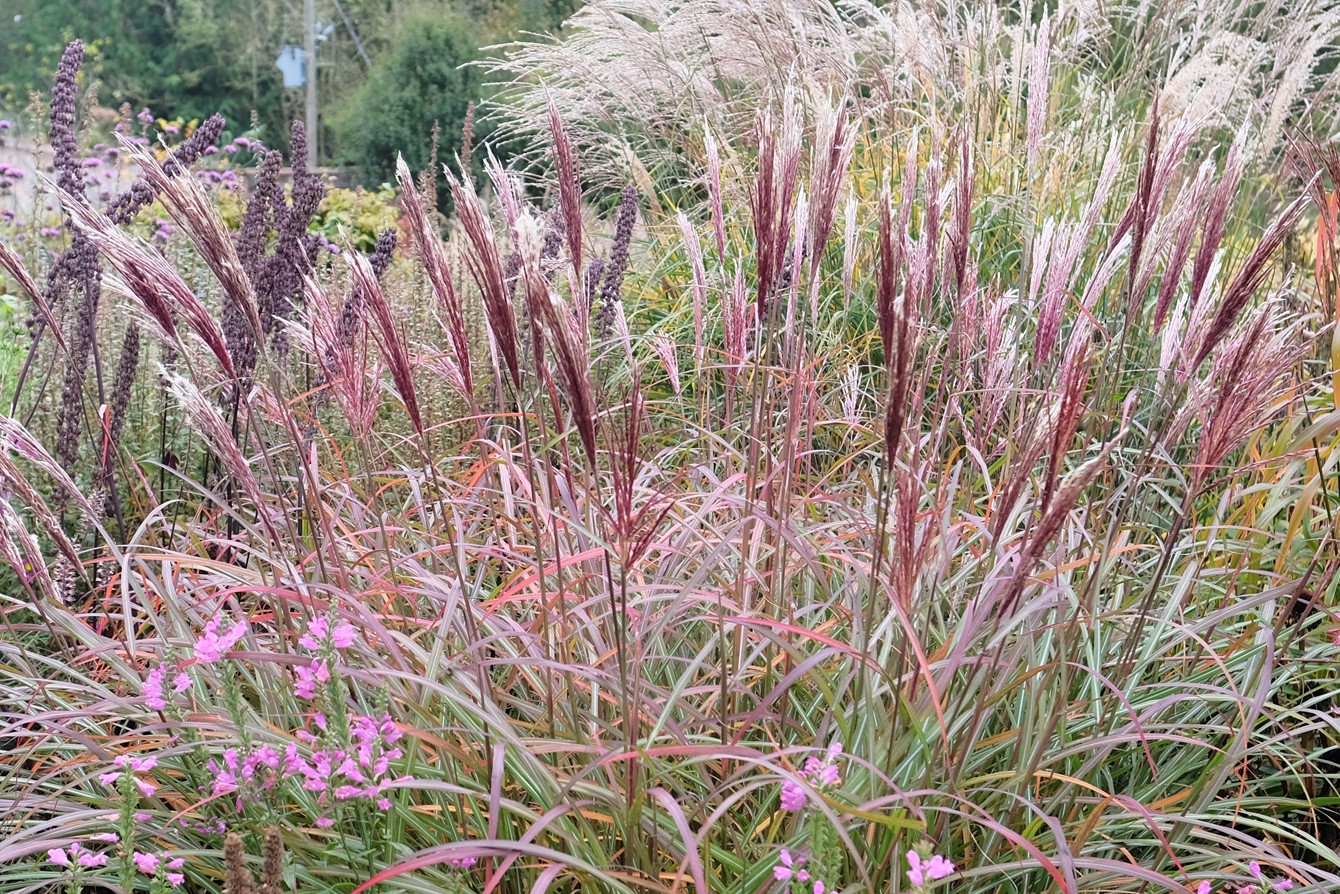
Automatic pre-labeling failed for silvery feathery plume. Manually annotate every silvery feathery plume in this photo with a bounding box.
[447,166,521,389]
[108,113,226,224]
[547,103,584,275]
[749,96,803,320]
[395,155,474,400]
[461,101,477,170]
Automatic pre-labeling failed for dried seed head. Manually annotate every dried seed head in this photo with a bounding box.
[50,40,85,198]
[260,828,284,894]
[225,832,256,894]
[600,185,639,309]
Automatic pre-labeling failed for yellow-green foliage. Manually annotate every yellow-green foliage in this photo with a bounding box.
[312,185,399,253]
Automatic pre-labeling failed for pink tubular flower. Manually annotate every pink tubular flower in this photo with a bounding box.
[195,614,249,663]
[50,843,108,868]
[119,755,157,772]
[331,621,357,649]
[133,852,161,874]
[907,853,925,887]
[143,664,169,710]
[780,780,807,812]
[907,851,955,887]
[448,857,477,868]
[1197,883,1212,894]
[774,849,810,884]
[924,855,955,880]
[299,617,329,650]
[294,660,331,699]
[301,616,358,651]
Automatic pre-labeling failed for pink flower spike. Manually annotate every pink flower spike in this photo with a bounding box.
[780,780,807,812]
[144,664,168,710]
[294,660,331,699]
[331,621,357,649]
[775,849,805,882]
[195,614,249,663]
[924,854,955,880]
[907,851,925,887]
[300,617,327,650]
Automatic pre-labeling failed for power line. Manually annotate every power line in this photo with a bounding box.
[329,0,371,68]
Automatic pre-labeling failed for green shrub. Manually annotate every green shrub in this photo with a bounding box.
[334,14,490,208]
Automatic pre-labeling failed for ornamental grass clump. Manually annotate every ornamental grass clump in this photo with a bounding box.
[0,12,1339,894]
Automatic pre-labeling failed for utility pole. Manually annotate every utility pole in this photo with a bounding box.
[304,0,317,167]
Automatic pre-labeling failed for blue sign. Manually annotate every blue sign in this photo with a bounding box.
[276,46,307,89]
